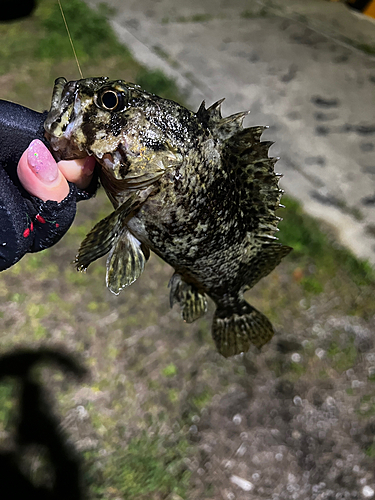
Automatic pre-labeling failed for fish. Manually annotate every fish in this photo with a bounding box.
[44,76,292,358]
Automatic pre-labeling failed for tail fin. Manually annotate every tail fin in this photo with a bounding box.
[212,300,274,358]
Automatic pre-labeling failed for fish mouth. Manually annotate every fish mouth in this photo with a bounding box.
[44,77,78,137]
[44,77,87,161]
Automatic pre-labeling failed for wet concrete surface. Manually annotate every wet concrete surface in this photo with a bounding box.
[86,0,375,264]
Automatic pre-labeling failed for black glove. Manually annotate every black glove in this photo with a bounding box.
[0,99,98,271]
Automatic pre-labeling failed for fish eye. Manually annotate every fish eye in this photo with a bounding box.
[98,89,126,112]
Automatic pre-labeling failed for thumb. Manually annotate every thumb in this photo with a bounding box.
[17,139,70,202]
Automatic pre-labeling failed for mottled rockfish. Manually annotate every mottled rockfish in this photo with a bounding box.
[45,77,292,357]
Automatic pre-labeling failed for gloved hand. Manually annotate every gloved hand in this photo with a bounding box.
[0,99,98,271]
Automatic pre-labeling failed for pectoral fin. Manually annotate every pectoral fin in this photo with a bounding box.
[75,192,144,271]
[119,143,183,190]
[106,229,149,295]
[169,274,207,323]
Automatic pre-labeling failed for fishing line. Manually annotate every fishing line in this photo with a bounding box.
[57,0,84,79]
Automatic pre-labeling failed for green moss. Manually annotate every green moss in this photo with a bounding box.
[9,292,26,303]
[47,292,60,302]
[176,14,213,23]
[0,380,18,431]
[327,340,357,373]
[365,444,375,458]
[357,395,375,417]
[162,363,178,377]
[148,379,161,391]
[168,389,179,403]
[100,432,190,498]
[300,276,324,295]
[27,303,47,319]
[192,389,212,409]
[64,268,88,286]
[289,362,306,377]
[327,342,340,358]
[354,43,375,56]
[33,324,47,340]
[190,14,213,22]
[241,8,268,18]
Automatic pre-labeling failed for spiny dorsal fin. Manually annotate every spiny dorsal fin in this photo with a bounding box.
[198,102,284,238]
[221,125,284,238]
[214,111,250,141]
[197,100,251,141]
[207,98,225,120]
[196,98,225,125]
[196,100,206,119]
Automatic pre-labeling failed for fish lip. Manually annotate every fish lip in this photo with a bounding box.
[44,77,79,136]
[50,77,68,112]
[44,78,87,161]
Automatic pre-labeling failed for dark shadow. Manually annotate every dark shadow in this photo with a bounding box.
[1,0,36,21]
[346,0,373,12]
[0,348,87,500]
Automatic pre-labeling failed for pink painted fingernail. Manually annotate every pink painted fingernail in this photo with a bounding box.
[27,139,58,183]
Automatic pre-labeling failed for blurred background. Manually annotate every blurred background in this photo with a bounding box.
[1,0,375,498]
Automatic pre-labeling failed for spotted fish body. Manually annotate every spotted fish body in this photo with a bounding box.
[45,77,292,357]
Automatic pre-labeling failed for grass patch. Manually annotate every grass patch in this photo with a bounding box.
[353,43,375,56]
[162,363,178,377]
[176,14,213,23]
[135,68,181,102]
[365,444,375,458]
[192,389,212,410]
[300,276,324,295]
[36,0,128,62]
[279,196,375,288]
[289,361,306,377]
[93,432,190,499]
[0,380,17,431]
[357,395,375,418]
[327,339,357,373]
[241,8,269,18]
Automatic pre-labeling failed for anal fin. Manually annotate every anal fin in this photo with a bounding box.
[169,274,207,323]
[106,229,149,295]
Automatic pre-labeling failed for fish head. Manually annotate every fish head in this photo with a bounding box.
[44,77,183,183]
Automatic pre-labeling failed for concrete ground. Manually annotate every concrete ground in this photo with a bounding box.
[86,0,375,264]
